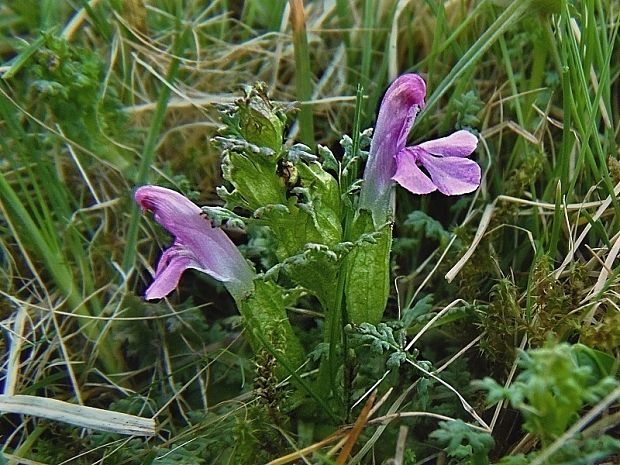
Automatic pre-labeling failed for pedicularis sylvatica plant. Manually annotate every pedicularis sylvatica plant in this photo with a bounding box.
[134,74,480,412]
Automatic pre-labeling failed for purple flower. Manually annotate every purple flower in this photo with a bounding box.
[135,186,254,300]
[359,74,481,225]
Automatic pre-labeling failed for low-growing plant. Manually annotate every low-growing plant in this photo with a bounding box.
[133,76,482,424]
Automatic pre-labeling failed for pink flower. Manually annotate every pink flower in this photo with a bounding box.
[359,74,480,225]
[135,186,254,300]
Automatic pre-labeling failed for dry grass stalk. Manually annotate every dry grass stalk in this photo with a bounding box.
[0,394,156,436]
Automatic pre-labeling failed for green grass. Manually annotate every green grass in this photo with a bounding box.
[1,0,619,464]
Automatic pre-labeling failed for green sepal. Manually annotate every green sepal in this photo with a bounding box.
[214,84,348,311]
[236,280,305,376]
[215,83,290,211]
[237,83,286,152]
[271,245,341,309]
[294,162,342,247]
[218,82,286,153]
[219,147,287,211]
[345,210,392,324]
[264,162,342,305]
[262,202,321,259]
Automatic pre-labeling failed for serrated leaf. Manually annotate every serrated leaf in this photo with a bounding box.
[404,210,450,244]
[308,342,330,362]
[430,420,494,465]
[386,351,407,369]
[476,343,620,442]
[472,377,507,404]
[401,294,434,327]
[317,144,339,171]
[287,143,318,163]
[201,206,247,229]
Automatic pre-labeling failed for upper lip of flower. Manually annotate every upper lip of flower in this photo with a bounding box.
[359,74,428,226]
[135,185,255,300]
[359,73,481,226]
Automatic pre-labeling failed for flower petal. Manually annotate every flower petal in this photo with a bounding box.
[418,130,478,157]
[360,74,427,225]
[379,74,427,150]
[136,185,255,299]
[145,248,196,300]
[136,185,203,230]
[392,148,437,195]
[417,152,481,195]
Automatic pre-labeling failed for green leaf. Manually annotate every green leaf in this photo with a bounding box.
[572,343,617,379]
[430,419,494,465]
[404,210,451,244]
[386,351,407,369]
[27,34,131,171]
[353,322,400,353]
[317,144,339,172]
[402,294,434,328]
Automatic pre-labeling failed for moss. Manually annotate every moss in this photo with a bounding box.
[231,355,290,464]
[527,254,573,345]
[478,278,523,366]
[581,311,620,353]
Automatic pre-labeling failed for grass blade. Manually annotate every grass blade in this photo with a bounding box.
[289,0,315,148]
